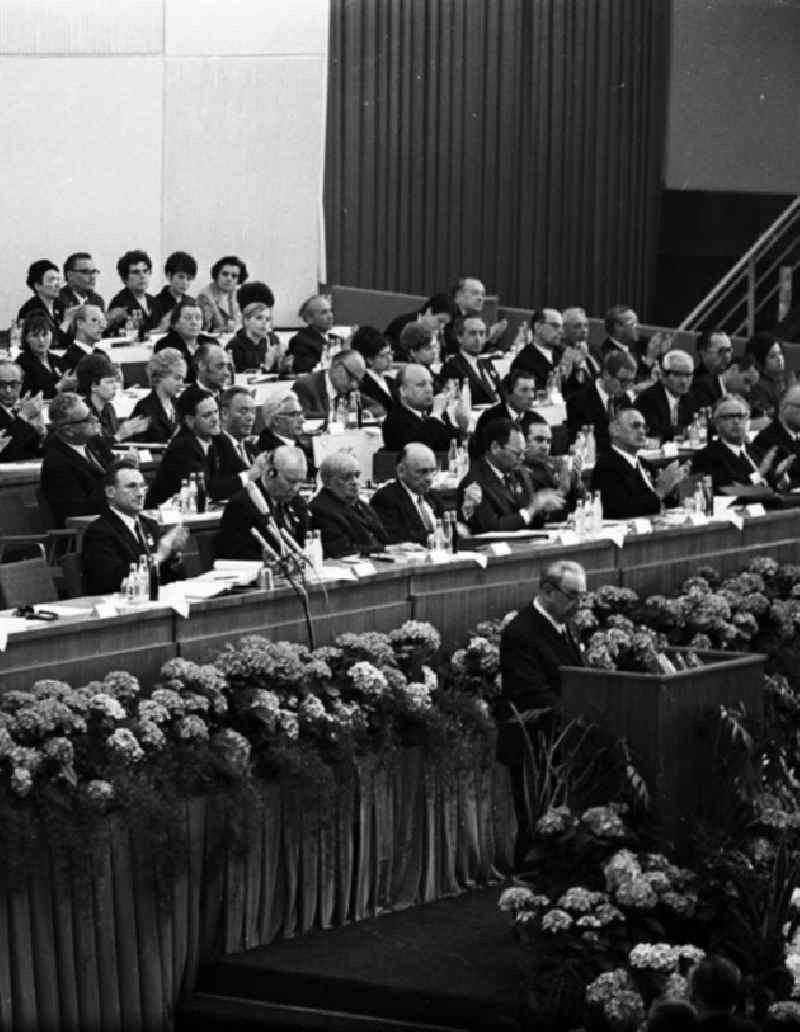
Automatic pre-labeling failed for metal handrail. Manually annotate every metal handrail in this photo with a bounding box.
[678,195,800,332]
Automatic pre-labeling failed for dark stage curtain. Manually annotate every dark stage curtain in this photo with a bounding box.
[325,0,671,315]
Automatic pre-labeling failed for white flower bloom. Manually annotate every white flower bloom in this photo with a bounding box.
[89,693,126,720]
[107,728,144,762]
[541,908,573,933]
[498,886,539,911]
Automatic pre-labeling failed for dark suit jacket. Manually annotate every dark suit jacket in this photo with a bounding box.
[18,351,68,400]
[498,603,583,764]
[288,327,341,374]
[310,486,390,558]
[17,296,71,349]
[690,369,724,410]
[601,337,650,379]
[149,286,193,329]
[58,286,106,312]
[256,426,315,477]
[107,288,157,332]
[590,448,661,518]
[381,404,459,452]
[753,419,800,487]
[441,352,501,406]
[472,401,544,457]
[566,383,634,452]
[510,343,560,390]
[129,390,178,444]
[63,341,100,371]
[216,481,309,561]
[145,429,247,507]
[369,480,444,546]
[153,329,217,382]
[690,439,766,494]
[293,370,330,417]
[226,328,280,373]
[81,508,184,594]
[0,406,43,461]
[457,457,540,533]
[358,371,395,416]
[635,382,697,442]
[40,434,113,527]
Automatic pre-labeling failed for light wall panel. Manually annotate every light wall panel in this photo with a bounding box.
[165,0,328,56]
[0,0,163,54]
[162,56,327,324]
[0,56,163,325]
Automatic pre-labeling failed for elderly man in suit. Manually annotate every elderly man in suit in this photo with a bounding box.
[691,328,733,404]
[509,308,564,390]
[636,349,698,443]
[591,408,686,518]
[600,304,650,380]
[457,418,562,533]
[40,391,115,526]
[370,443,444,546]
[753,384,800,489]
[0,358,45,461]
[292,349,381,424]
[287,294,343,373]
[566,350,637,453]
[81,461,187,594]
[217,445,309,561]
[310,450,390,558]
[441,315,502,405]
[691,395,776,494]
[381,363,469,452]
[499,559,587,868]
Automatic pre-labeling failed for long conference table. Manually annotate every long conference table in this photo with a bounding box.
[2,509,799,692]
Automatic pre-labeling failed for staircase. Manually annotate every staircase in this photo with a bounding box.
[678,195,800,337]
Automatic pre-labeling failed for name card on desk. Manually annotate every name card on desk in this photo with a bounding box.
[727,512,745,530]
[352,560,377,577]
[746,503,767,518]
[452,551,488,569]
[662,442,678,458]
[602,525,627,548]
[688,513,709,526]
[556,530,580,547]
[631,518,653,534]
[488,542,511,556]
[94,601,116,619]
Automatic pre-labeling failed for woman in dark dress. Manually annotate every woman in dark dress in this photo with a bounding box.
[154,299,215,382]
[130,348,187,443]
[746,331,792,421]
[227,302,284,372]
[18,312,72,399]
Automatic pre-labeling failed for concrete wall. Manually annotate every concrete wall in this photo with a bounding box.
[0,0,328,327]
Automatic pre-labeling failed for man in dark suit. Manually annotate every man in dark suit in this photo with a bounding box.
[293,349,381,423]
[691,354,760,413]
[566,350,637,452]
[753,385,800,489]
[220,386,260,465]
[441,316,502,405]
[40,392,115,527]
[440,276,508,356]
[457,419,562,533]
[217,445,309,561]
[287,294,343,373]
[385,293,455,356]
[59,252,106,312]
[381,364,469,452]
[81,461,187,594]
[510,307,564,390]
[310,450,390,558]
[499,559,587,868]
[559,306,601,396]
[691,328,733,405]
[636,349,698,442]
[472,368,543,456]
[257,391,315,476]
[370,443,445,546]
[601,304,650,380]
[591,408,686,518]
[691,396,774,494]
[146,385,268,507]
[0,359,45,461]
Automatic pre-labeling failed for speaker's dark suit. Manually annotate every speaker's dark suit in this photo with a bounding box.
[40,434,113,527]
[590,448,661,519]
[381,404,459,452]
[0,406,42,461]
[129,390,178,444]
[510,343,560,390]
[690,439,766,494]
[145,429,247,507]
[216,480,309,562]
[635,382,697,442]
[566,383,634,452]
[81,507,184,594]
[441,352,501,406]
[369,480,444,546]
[753,419,800,488]
[310,486,389,558]
[457,457,541,533]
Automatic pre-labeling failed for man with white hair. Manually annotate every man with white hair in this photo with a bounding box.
[311,450,389,558]
[369,443,444,546]
[691,395,776,494]
[636,349,698,442]
[0,358,45,460]
[217,445,309,561]
[288,294,342,373]
[257,389,315,476]
[560,305,600,394]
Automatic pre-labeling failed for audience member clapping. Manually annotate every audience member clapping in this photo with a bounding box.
[228,302,283,373]
[0,358,44,461]
[382,363,468,453]
[18,259,73,348]
[441,315,501,405]
[128,348,186,443]
[18,311,73,399]
[566,350,637,453]
[76,353,149,446]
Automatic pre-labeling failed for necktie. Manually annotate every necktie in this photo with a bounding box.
[637,460,654,491]
[417,495,435,533]
[134,518,150,556]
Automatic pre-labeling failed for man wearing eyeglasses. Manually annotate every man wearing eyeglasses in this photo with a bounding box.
[257,390,315,476]
[691,329,733,405]
[601,304,650,380]
[691,396,778,495]
[40,392,116,526]
[752,385,800,489]
[592,408,686,518]
[310,450,390,558]
[509,308,564,391]
[566,350,637,453]
[292,349,381,424]
[59,253,106,312]
[0,359,45,461]
[499,559,586,868]
[636,349,698,443]
[457,419,563,533]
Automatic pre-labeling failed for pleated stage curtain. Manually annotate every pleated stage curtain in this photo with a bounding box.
[325,0,671,315]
